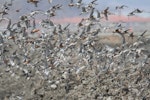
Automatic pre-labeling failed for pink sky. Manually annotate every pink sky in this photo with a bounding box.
[52,15,150,24]
[52,17,83,24]
[109,15,150,22]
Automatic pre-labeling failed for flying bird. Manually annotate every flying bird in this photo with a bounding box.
[102,7,109,20]
[27,0,39,7]
[128,32,134,40]
[140,30,147,37]
[128,11,135,16]
[68,0,74,7]
[91,0,98,5]
[48,0,53,3]
[116,5,128,10]
[134,8,144,13]
[76,0,83,8]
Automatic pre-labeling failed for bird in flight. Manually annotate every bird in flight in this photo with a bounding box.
[102,7,112,20]
[48,0,53,4]
[115,5,128,10]
[27,0,39,7]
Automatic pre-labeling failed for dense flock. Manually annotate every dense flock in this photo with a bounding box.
[0,0,150,99]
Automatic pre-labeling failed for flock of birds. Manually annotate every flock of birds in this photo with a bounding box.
[0,0,150,99]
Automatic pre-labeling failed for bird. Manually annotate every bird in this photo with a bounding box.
[128,11,135,16]
[78,18,85,27]
[116,23,125,30]
[91,0,98,5]
[134,8,144,13]
[122,29,131,34]
[80,7,88,14]
[75,0,83,8]
[0,34,4,44]
[129,32,134,38]
[138,30,147,40]
[102,7,110,20]
[96,10,101,18]
[140,30,147,37]
[89,8,95,20]
[15,9,21,12]
[128,8,144,16]
[31,29,40,33]
[0,17,11,30]
[27,0,39,7]
[87,0,98,9]
[68,0,74,7]
[113,29,126,44]
[115,5,128,10]
[48,0,53,4]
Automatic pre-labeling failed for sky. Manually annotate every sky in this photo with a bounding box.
[0,0,150,23]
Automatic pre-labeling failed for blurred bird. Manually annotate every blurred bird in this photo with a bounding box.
[78,18,84,27]
[48,0,53,4]
[134,8,144,13]
[89,8,95,20]
[102,7,110,20]
[128,11,135,16]
[76,0,83,8]
[68,0,74,7]
[123,29,131,34]
[96,10,103,19]
[140,30,147,37]
[31,29,40,34]
[128,32,134,40]
[91,0,98,5]
[116,5,128,10]
[27,0,39,7]
[138,30,147,40]
[80,7,88,14]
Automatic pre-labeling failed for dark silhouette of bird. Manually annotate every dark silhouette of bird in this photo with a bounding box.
[128,32,134,40]
[102,7,111,20]
[78,18,84,27]
[116,5,128,10]
[134,8,144,13]
[140,30,147,37]
[123,29,131,34]
[91,0,98,5]
[128,11,135,16]
[96,10,103,19]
